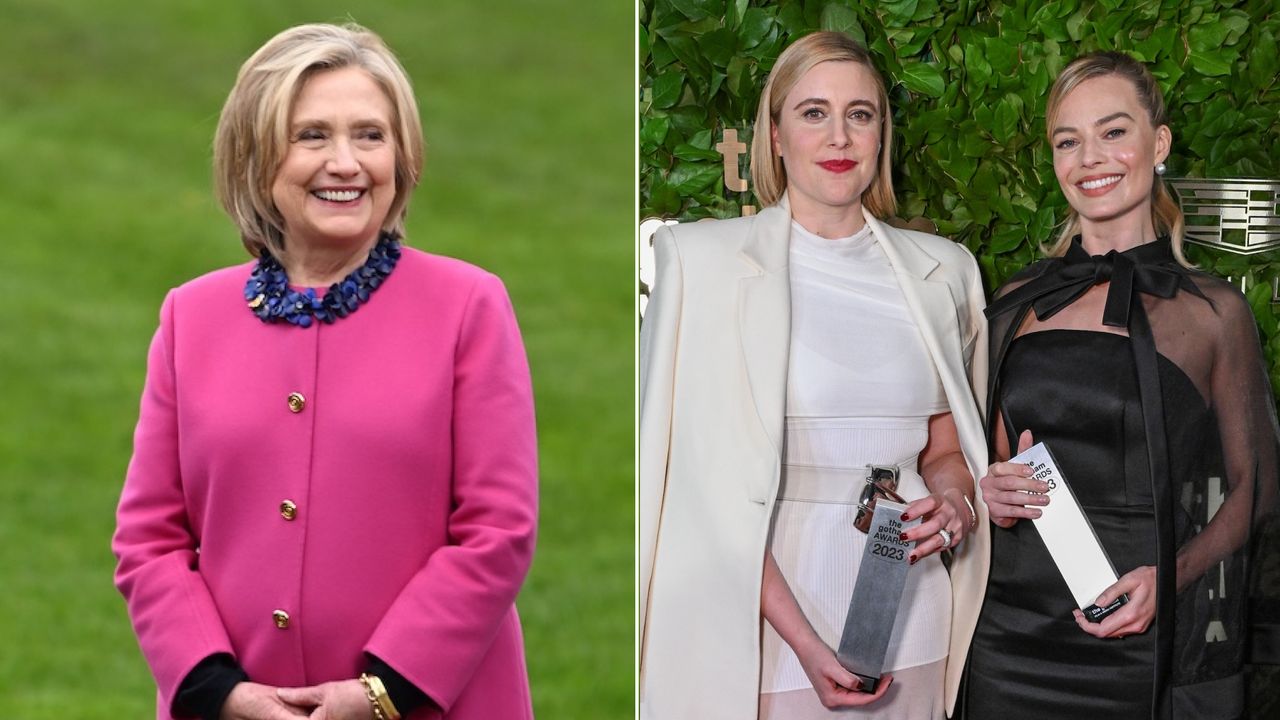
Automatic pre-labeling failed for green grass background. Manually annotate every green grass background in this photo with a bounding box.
[0,0,633,716]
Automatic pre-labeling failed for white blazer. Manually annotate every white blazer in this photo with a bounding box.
[639,196,990,719]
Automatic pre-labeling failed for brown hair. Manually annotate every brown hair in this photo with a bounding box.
[749,31,895,218]
[1044,51,1185,265]
[213,22,424,257]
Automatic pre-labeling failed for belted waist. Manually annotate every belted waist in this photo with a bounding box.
[777,462,921,503]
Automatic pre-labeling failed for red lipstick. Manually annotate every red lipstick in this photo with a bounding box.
[818,159,857,173]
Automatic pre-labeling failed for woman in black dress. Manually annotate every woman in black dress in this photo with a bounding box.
[964,51,1278,719]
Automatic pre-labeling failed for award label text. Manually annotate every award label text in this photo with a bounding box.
[870,517,909,562]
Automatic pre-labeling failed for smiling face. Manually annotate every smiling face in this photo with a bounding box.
[771,60,882,230]
[1050,74,1171,238]
[271,66,397,252]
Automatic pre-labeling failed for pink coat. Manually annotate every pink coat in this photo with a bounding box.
[113,247,538,720]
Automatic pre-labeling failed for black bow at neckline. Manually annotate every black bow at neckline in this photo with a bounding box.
[985,235,1206,326]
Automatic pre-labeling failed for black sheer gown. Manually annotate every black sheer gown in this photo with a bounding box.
[964,237,1279,720]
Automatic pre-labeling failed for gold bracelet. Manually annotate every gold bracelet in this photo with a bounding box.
[360,673,402,720]
[358,673,391,720]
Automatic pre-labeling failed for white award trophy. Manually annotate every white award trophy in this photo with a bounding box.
[1011,442,1128,622]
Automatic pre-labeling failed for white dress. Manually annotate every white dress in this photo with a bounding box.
[759,222,951,719]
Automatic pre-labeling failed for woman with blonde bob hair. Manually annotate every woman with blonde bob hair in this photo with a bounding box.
[113,23,538,720]
[641,30,990,719]
[969,51,1277,719]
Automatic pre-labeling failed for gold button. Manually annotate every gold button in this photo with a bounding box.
[280,500,298,521]
[272,609,290,629]
[287,392,306,413]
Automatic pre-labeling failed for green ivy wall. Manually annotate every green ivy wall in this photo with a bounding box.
[640,0,1280,387]
[640,0,1280,711]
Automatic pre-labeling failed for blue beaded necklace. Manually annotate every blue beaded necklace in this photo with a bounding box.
[244,231,401,327]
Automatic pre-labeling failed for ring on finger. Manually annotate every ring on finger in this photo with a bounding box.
[936,528,954,548]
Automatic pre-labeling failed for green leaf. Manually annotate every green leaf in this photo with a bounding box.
[649,3,687,36]
[1247,30,1280,89]
[739,7,774,49]
[1206,133,1235,171]
[640,26,651,64]
[697,28,738,68]
[667,104,709,136]
[667,0,723,22]
[1181,75,1225,103]
[820,3,866,45]
[708,70,726,98]
[1151,57,1184,87]
[914,108,949,144]
[667,161,723,195]
[971,161,999,198]
[1065,10,1087,42]
[1030,206,1057,245]
[647,180,682,217]
[727,55,751,99]
[665,34,711,78]
[1221,10,1249,46]
[687,128,714,151]
[900,61,945,97]
[1028,60,1051,98]
[961,130,989,158]
[911,0,941,22]
[1247,280,1275,324]
[880,0,920,25]
[677,17,723,35]
[964,45,992,90]
[946,154,978,184]
[775,2,809,36]
[1094,12,1128,48]
[1134,24,1177,64]
[745,27,785,62]
[650,36,677,70]
[1188,14,1229,52]
[1200,107,1241,139]
[983,36,1019,74]
[725,0,749,29]
[888,26,932,57]
[640,116,671,149]
[993,96,1020,143]
[672,144,722,162]
[1188,47,1234,77]
[989,226,1025,254]
[652,72,683,109]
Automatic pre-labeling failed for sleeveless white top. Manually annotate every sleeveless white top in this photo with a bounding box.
[761,221,952,693]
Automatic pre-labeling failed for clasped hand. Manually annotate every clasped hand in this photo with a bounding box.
[221,679,373,720]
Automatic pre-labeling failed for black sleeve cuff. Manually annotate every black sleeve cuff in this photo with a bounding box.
[366,654,433,715]
[174,653,249,720]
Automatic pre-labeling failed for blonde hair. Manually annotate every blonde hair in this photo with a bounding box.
[1043,51,1187,265]
[749,31,895,218]
[213,22,424,257]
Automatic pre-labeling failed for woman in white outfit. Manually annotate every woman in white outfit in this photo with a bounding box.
[639,32,990,720]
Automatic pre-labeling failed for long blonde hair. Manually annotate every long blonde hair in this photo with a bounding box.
[749,31,895,218]
[1043,51,1187,265]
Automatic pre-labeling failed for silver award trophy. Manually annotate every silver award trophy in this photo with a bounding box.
[837,496,918,693]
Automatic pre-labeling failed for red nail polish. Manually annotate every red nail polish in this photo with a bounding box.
[908,555,917,565]
[899,532,908,541]
[901,513,910,521]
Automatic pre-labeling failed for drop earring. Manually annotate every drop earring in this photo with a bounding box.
[1155,162,1167,175]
